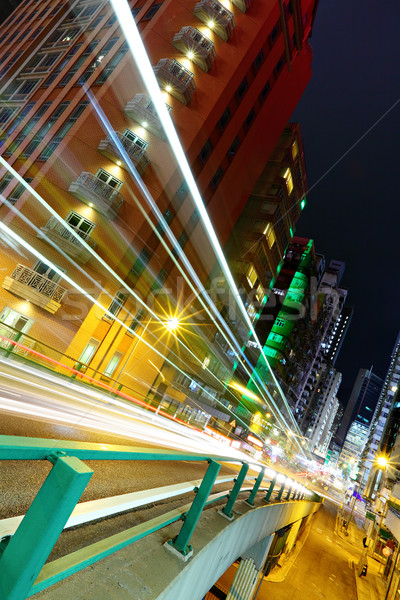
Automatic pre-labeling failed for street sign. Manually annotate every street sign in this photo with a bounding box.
[366,511,376,521]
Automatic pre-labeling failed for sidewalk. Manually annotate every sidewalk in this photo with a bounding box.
[335,516,386,600]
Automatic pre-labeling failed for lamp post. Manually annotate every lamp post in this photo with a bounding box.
[345,455,389,533]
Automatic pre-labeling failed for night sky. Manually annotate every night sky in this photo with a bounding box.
[291,1,400,402]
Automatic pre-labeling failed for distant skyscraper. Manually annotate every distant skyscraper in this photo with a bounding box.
[296,257,351,430]
[336,368,384,446]
[362,332,400,497]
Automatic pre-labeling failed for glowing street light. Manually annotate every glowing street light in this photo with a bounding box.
[376,455,389,470]
[165,317,180,331]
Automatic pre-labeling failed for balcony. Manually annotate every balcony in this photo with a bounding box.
[97,131,150,176]
[38,217,96,265]
[172,27,216,72]
[68,172,124,220]
[153,59,195,105]
[125,94,168,140]
[231,0,252,12]
[193,0,235,42]
[0,322,36,357]
[2,265,67,314]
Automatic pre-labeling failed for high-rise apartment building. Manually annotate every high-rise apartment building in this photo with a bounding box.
[336,368,384,447]
[295,258,349,424]
[302,365,341,454]
[0,0,319,422]
[362,333,400,497]
[337,367,383,478]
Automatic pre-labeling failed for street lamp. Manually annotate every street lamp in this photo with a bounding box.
[165,317,180,331]
[376,456,389,470]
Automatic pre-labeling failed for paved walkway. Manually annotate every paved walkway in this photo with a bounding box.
[257,500,387,600]
[336,515,386,600]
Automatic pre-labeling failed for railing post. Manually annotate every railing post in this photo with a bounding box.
[276,480,286,501]
[285,485,292,500]
[169,459,220,557]
[264,476,277,503]
[246,467,265,507]
[0,452,93,600]
[220,462,249,519]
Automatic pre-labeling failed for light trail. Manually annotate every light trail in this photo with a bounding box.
[84,92,297,434]
[0,168,293,437]
[108,0,304,444]
[0,359,254,460]
[0,14,306,449]
[0,216,264,433]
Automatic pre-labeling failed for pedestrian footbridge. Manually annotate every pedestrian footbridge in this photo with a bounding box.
[0,436,322,600]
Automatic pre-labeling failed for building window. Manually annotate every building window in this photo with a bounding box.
[68,3,101,21]
[77,338,99,367]
[210,167,223,191]
[178,231,188,248]
[0,306,32,336]
[260,81,271,102]
[66,211,95,237]
[236,77,248,101]
[176,180,189,204]
[40,101,89,160]
[45,27,81,47]
[29,27,43,40]
[252,49,265,74]
[244,108,255,131]
[131,248,151,278]
[7,177,33,205]
[105,14,117,26]
[247,304,257,321]
[263,223,276,249]
[94,42,129,84]
[269,21,280,47]
[291,140,299,160]
[0,173,13,195]
[141,3,162,21]
[246,265,258,288]
[150,268,168,293]
[255,284,264,304]
[20,101,70,158]
[32,260,64,282]
[3,101,51,156]
[283,168,294,195]
[227,137,240,159]
[274,54,285,77]
[103,351,123,377]
[0,107,17,125]
[199,139,213,164]
[123,128,148,149]
[4,79,40,101]
[107,291,128,317]
[77,37,118,85]
[59,40,100,86]
[218,107,231,131]
[0,51,23,78]
[95,167,123,190]
[88,15,104,29]
[128,307,146,333]
[155,208,174,235]
[25,52,61,73]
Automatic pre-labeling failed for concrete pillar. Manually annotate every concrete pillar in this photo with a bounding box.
[226,558,259,600]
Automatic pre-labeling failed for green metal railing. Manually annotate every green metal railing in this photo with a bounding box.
[0,435,319,600]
